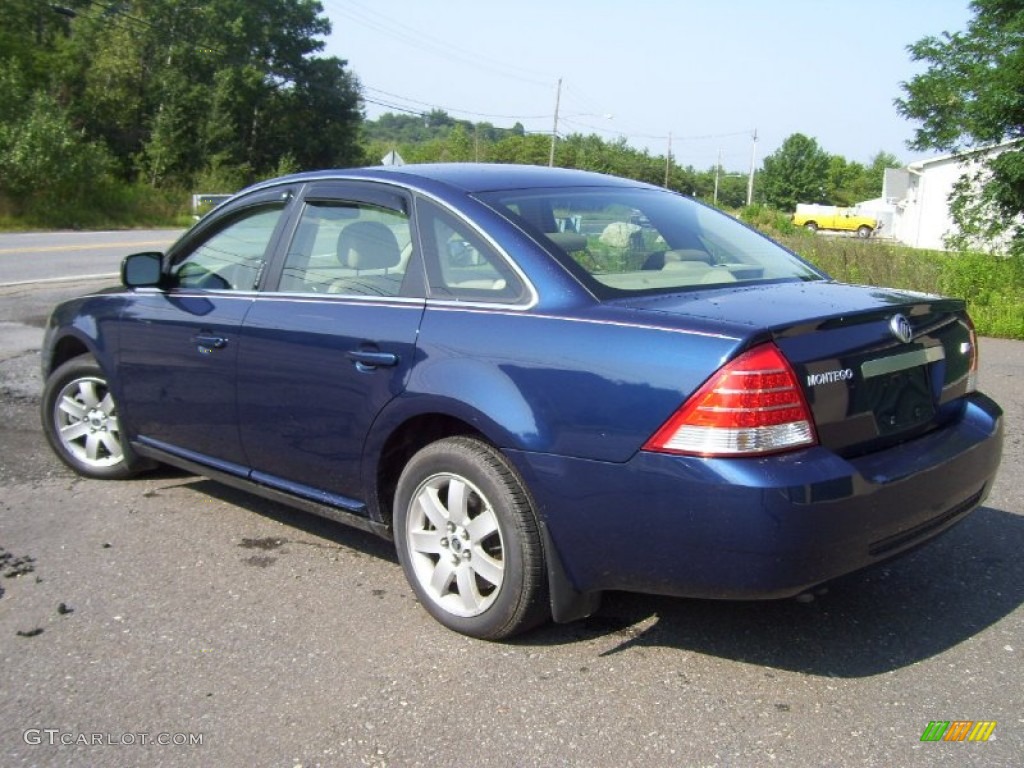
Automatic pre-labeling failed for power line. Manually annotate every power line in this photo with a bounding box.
[362,85,548,121]
[320,4,754,162]
[362,80,755,150]
[360,83,755,168]
[322,3,753,155]
[323,0,551,88]
[361,96,424,116]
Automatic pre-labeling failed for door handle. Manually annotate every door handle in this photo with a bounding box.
[347,349,398,371]
[193,333,227,352]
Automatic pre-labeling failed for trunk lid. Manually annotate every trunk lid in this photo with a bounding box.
[619,281,976,456]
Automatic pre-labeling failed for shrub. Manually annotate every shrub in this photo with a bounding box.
[738,204,799,237]
[746,207,1023,339]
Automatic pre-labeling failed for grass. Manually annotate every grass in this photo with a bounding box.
[740,209,1024,340]
[0,185,192,231]
[782,232,1023,340]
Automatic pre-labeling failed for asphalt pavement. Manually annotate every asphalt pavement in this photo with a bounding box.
[0,275,1021,767]
[0,231,182,285]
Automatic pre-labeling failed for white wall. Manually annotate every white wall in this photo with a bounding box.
[886,142,1018,252]
[890,156,963,250]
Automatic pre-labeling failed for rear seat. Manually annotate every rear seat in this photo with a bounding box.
[544,232,588,254]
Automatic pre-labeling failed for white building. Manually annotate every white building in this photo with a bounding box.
[880,141,1020,252]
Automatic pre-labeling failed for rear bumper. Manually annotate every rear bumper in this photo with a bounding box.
[509,394,1003,599]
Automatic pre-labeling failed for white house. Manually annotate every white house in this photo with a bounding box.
[879,141,1020,252]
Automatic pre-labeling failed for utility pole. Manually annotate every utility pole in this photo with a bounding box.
[549,78,562,167]
[746,128,758,206]
[664,131,672,188]
[713,148,722,206]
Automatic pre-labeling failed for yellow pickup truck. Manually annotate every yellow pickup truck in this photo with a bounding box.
[792,205,877,238]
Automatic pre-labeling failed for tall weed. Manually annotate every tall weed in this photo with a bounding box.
[746,209,1022,339]
[0,183,190,229]
[772,236,1021,339]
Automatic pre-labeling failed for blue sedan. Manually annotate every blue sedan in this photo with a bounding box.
[40,164,1004,638]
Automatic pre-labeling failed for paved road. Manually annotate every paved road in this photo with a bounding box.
[0,274,1021,767]
[0,230,182,285]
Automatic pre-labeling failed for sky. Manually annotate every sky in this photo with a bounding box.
[320,0,976,171]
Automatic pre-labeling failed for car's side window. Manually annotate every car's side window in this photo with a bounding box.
[169,205,286,291]
[278,201,413,297]
[418,201,525,303]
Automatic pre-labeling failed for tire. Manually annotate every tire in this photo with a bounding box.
[41,354,150,480]
[856,225,873,239]
[804,221,819,232]
[394,437,549,639]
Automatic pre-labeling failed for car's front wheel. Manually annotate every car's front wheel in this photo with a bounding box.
[41,354,149,480]
[394,437,549,639]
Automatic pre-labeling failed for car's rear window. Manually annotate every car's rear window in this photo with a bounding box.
[476,187,824,296]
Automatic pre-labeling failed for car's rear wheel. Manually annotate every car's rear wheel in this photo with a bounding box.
[804,221,819,232]
[41,354,149,480]
[394,437,548,639]
[856,225,873,238]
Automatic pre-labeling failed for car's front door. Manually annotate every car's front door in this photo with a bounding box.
[236,183,424,511]
[117,190,295,471]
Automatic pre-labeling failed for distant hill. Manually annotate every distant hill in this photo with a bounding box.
[362,109,525,146]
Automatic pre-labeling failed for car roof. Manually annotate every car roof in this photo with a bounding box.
[266,163,656,195]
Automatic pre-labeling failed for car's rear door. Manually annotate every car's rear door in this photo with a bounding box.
[235,182,425,512]
[117,187,297,471]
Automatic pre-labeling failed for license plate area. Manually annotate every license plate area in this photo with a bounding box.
[865,366,935,435]
[858,347,943,436]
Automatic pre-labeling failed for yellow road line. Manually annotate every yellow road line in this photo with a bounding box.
[0,239,174,255]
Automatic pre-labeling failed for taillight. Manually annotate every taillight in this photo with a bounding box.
[644,343,817,457]
[965,314,979,393]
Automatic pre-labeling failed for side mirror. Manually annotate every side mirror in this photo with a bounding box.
[448,239,481,266]
[122,252,163,288]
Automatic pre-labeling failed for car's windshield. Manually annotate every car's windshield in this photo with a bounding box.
[476,186,824,297]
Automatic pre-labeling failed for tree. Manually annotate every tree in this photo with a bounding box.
[0,62,112,210]
[0,0,72,88]
[826,156,865,206]
[245,55,363,173]
[895,0,1024,253]
[713,173,749,209]
[441,124,474,161]
[2,0,362,192]
[758,133,831,210]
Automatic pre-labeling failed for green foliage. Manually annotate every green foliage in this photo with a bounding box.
[896,0,1024,150]
[738,204,799,236]
[938,251,1024,337]
[362,112,520,151]
[442,125,474,162]
[713,173,749,209]
[825,152,900,206]
[780,234,946,293]
[866,151,903,194]
[896,0,1024,254]
[826,155,863,206]
[486,134,551,167]
[0,61,114,211]
[747,208,1024,339]
[759,133,831,210]
[192,161,252,197]
[0,1,72,89]
[0,0,362,200]
[363,112,743,206]
[0,181,190,230]
[758,134,897,211]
